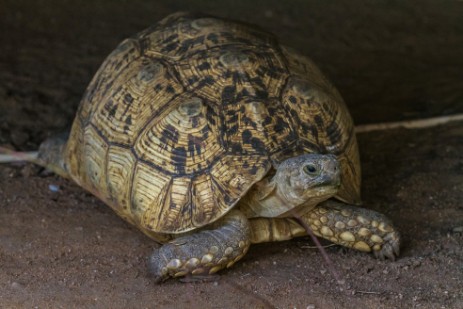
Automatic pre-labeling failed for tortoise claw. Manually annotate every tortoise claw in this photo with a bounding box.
[373,231,401,261]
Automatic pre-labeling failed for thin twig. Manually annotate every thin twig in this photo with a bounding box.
[300,244,337,249]
[355,113,463,133]
[0,146,39,163]
[354,290,382,295]
[292,211,345,287]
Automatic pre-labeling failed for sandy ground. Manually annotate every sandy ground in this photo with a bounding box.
[0,1,462,308]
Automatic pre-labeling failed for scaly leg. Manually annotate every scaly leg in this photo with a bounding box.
[149,210,251,282]
[248,200,400,260]
[37,133,70,178]
[299,200,400,260]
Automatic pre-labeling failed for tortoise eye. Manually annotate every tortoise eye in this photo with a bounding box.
[303,164,318,175]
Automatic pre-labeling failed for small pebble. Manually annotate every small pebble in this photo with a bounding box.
[11,281,24,289]
[49,184,60,192]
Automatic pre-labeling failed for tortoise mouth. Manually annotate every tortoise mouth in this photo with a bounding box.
[300,178,341,202]
[309,175,341,190]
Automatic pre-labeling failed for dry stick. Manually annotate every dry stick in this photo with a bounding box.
[0,147,69,177]
[355,290,382,295]
[0,149,38,163]
[292,211,344,288]
[355,113,463,133]
[301,243,337,249]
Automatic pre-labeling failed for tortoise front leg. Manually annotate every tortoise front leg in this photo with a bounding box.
[248,201,400,260]
[300,200,401,260]
[149,210,251,282]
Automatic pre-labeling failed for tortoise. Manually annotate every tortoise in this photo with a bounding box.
[35,12,400,282]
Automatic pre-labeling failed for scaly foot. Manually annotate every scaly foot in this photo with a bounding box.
[300,200,400,260]
[149,210,251,282]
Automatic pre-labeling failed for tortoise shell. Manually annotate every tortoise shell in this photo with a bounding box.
[63,12,360,235]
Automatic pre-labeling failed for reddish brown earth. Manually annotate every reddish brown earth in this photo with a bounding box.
[1,1,462,308]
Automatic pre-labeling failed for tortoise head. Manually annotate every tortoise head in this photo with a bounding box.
[241,153,341,218]
[272,153,341,211]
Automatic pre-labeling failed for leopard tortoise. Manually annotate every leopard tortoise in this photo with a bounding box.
[36,12,400,282]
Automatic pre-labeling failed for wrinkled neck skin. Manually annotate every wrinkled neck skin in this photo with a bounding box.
[240,175,337,219]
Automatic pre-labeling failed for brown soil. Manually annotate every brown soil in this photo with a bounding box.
[1,1,462,308]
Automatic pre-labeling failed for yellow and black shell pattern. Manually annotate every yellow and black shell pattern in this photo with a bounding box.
[64,12,361,235]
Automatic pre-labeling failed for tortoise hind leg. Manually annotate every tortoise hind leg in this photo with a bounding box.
[149,210,251,282]
[37,132,70,178]
[301,200,401,260]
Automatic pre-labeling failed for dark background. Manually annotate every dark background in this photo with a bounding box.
[1,1,462,308]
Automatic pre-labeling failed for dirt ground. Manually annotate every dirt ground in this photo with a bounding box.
[0,1,462,308]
